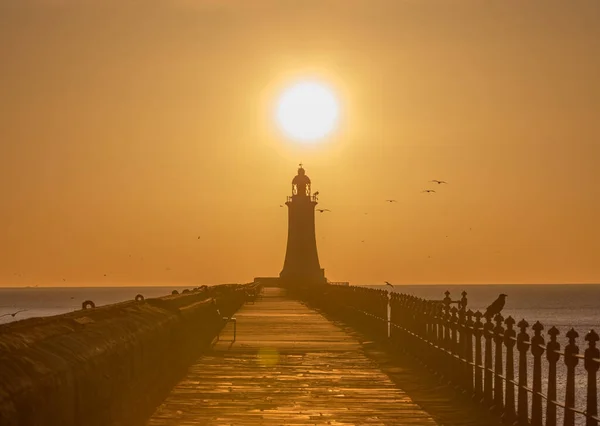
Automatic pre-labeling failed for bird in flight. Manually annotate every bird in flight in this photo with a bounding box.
[0,309,27,318]
[316,209,331,213]
[484,294,507,319]
[279,205,284,207]
[385,199,397,203]
[314,191,320,196]
[430,180,447,184]
[385,281,394,288]
[197,236,201,239]
[422,190,436,193]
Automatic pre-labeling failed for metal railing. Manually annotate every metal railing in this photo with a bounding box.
[310,285,599,426]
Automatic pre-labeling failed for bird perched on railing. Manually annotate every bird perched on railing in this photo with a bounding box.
[484,294,507,319]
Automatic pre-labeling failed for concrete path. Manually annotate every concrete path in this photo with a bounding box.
[147,287,438,425]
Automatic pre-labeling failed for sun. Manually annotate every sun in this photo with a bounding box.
[276,81,340,142]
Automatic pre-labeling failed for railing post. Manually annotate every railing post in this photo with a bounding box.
[465,309,474,393]
[443,291,452,348]
[563,328,579,426]
[545,326,560,426]
[503,316,517,424]
[531,321,545,426]
[515,319,530,426]
[450,306,459,385]
[483,315,494,406]
[460,290,468,312]
[474,311,484,400]
[435,302,445,377]
[584,330,599,426]
[492,313,505,413]
[442,296,452,382]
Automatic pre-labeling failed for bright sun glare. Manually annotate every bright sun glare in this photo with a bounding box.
[276,81,340,142]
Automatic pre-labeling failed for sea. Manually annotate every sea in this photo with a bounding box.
[0,285,188,324]
[1,283,598,424]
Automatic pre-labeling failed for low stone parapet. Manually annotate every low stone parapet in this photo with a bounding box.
[0,282,260,426]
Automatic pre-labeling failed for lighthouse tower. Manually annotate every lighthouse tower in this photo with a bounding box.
[280,165,326,285]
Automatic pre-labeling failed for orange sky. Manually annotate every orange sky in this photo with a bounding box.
[1,0,599,286]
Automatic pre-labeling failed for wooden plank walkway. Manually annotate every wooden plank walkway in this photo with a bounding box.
[147,287,438,425]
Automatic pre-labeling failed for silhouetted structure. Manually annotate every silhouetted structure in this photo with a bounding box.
[280,165,326,285]
[302,286,600,426]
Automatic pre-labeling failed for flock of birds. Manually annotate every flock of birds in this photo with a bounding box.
[311,179,448,214]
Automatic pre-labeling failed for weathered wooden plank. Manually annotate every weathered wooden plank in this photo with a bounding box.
[147,287,438,425]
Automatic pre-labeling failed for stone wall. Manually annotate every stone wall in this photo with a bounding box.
[0,283,259,426]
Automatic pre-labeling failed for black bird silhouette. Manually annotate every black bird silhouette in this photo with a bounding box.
[0,309,27,318]
[422,189,436,193]
[386,199,397,203]
[430,180,447,184]
[314,191,320,196]
[385,281,394,288]
[484,294,507,319]
[316,209,331,213]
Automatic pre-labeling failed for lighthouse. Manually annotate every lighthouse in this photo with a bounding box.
[280,164,326,285]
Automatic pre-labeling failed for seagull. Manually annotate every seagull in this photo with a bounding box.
[316,209,331,213]
[422,190,436,193]
[0,309,27,318]
[484,294,507,319]
[430,180,447,184]
[314,191,319,196]
[385,281,394,288]
[197,236,201,239]
[279,205,284,207]
[385,199,397,203]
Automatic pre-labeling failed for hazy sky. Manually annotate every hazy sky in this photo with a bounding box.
[1,0,599,286]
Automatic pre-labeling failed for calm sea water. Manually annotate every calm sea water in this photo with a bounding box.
[0,286,188,324]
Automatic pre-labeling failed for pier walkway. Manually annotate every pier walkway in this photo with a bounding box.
[147,287,439,425]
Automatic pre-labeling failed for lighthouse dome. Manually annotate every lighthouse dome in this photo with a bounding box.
[292,170,311,185]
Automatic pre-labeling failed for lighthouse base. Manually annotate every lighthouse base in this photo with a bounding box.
[279,268,327,287]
